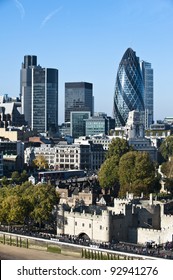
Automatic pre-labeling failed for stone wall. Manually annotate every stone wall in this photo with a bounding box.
[137,227,173,244]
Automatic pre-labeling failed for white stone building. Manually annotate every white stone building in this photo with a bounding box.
[56,194,173,245]
[24,142,105,171]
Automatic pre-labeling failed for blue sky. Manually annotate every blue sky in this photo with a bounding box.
[0,0,173,124]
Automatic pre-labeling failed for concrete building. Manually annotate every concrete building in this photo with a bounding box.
[25,141,105,171]
[0,139,24,175]
[145,121,173,149]
[124,110,157,162]
[0,99,26,128]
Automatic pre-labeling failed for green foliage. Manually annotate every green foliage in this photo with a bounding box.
[164,178,173,195]
[20,170,29,183]
[106,138,132,160]
[118,151,160,196]
[98,138,131,190]
[98,156,119,189]
[159,136,173,161]
[0,176,9,187]
[0,182,59,228]
[29,184,58,228]
[11,171,21,184]
[161,157,173,178]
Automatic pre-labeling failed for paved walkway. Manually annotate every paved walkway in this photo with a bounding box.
[0,244,83,260]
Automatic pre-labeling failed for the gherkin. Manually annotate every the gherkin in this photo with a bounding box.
[113,48,145,127]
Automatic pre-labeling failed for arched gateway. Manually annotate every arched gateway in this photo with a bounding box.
[78,232,90,242]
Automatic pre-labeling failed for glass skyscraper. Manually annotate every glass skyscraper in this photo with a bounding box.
[65,82,94,122]
[113,48,153,128]
[20,55,58,133]
[141,61,154,129]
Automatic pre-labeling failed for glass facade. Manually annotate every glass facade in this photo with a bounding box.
[70,111,90,138]
[32,68,46,132]
[141,61,154,129]
[113,48,145,127]
[21,56,58,133]
[65,82,93,122]
[85,117,106,136]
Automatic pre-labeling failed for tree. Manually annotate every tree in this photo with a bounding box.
[33,155,49,170]
[98,138,131,192]
[11,171,20,184]
[164,178,173,195]
[29,184,59,229]
[106,137,132,160]
[159,136,173,161]
[98,155,119,192]
[0,195,27,224]
[20,170,29,183]
[0,176,9,187]
[161,157,173,178]
[118,151,160,197]
[0,182,59,229]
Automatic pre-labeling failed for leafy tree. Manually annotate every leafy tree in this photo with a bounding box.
[0,182,59,229]
[0,195,27,224]
[106,137,132,160]
[159,136,173,161]
[98,155,119,191]
[0,176,9,187]
[98,138,131,192]
[161,157,173,178]
[164,178,173,195]
[11,171,21,184]
[118,151,160,197]
[33,155,49,170]
[29,184,58,228]
[20,170,29,183]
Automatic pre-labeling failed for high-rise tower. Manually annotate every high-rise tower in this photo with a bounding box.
[141,61,154,129]
[20,55,58,133]
[65,82,94,122]
[113,48,149,127]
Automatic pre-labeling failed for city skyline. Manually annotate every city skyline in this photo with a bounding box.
[0,0,173,124]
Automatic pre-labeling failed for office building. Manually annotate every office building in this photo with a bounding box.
[141,61,154,128]
[70,111,90,138]
[65,82,94,122]
[85,113,115,136]
[20,55,58,133]
[113,48,153,128]
[0,94,26,128]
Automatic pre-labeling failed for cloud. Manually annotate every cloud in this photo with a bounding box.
[14,0,25,19]
[40,7,62,28]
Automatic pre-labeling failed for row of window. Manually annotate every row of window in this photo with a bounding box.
[74,222,108,230]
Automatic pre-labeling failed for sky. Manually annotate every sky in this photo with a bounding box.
[0,0,173,124]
